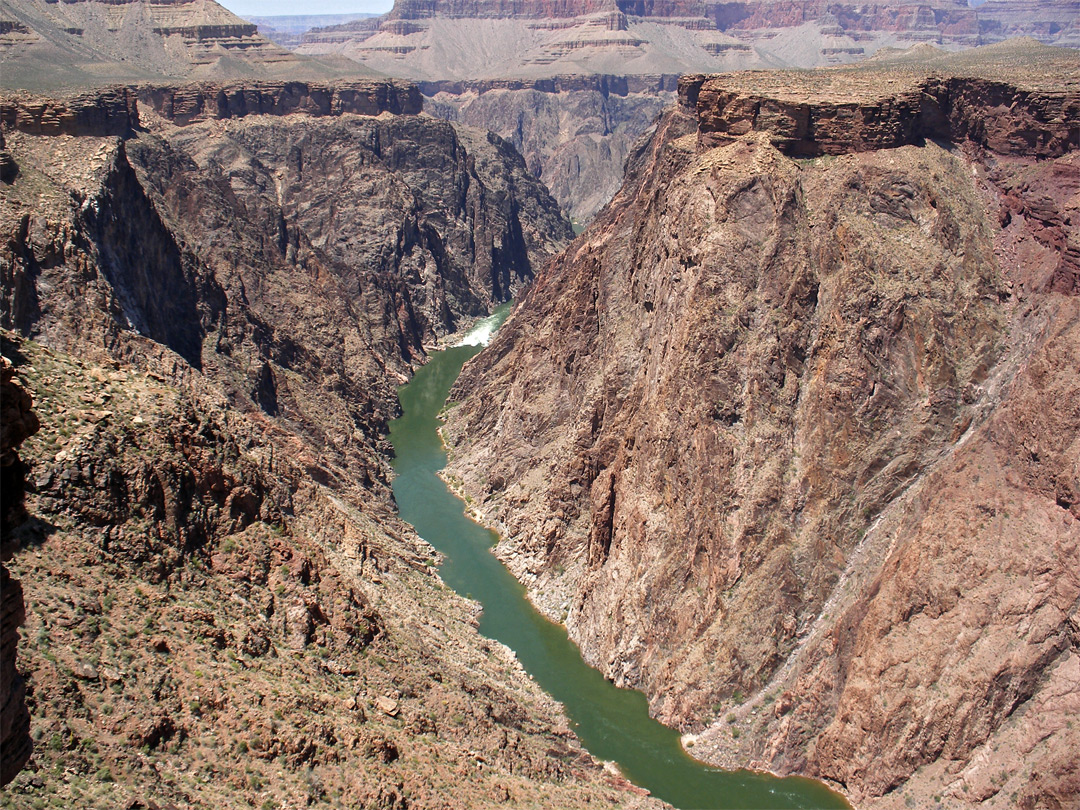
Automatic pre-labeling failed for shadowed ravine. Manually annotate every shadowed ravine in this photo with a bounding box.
[388,305,850,810]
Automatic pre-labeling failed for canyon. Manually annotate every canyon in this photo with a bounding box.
[443,40,1080,810]
[0,72,667,808]
[2,0,1079,807]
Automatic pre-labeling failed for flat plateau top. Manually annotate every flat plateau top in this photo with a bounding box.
[693,40,1080,101]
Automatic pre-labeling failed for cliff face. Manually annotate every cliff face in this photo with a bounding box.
[0,84,649,809]
[424,75,677,222]
[443,53,1080,809]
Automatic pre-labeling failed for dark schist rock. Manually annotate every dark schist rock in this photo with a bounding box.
[0,356,38,787]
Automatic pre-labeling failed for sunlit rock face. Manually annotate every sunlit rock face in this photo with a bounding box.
[443,45,1080,810]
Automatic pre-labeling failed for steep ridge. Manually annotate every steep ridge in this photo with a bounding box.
[0,0,370,91]
[0,85,652,809]
[443,49,1080,809]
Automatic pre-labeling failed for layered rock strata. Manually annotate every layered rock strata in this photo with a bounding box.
[443,52,1080,809]
[299,0,1080,79]
[0,0,365,91]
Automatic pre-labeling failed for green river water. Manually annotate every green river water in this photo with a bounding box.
[388,305,850,810]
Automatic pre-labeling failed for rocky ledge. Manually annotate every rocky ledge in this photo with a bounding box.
[0,87,140,137]
[682,71,1080,158]
[0,80,424,137]
[140,80,423,126]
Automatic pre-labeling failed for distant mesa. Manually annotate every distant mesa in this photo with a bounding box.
[0,0,376,91]
[294,0,1080,79]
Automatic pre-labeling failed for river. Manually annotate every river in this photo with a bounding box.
[388,304,850,810]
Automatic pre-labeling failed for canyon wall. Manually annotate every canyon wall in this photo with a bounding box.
[424,75,678,222]
[444,52,1080,809]
[0,84,658,809]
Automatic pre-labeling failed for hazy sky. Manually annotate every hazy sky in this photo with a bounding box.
[220,0,393,16]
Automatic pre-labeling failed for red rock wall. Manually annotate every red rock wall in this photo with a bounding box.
[0,88,140,137]
[683,74,1080,159]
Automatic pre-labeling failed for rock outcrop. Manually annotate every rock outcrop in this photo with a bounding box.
[443,48,1080,809]
[684,70,1080,158]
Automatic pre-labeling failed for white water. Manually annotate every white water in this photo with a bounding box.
[453,308,507,347]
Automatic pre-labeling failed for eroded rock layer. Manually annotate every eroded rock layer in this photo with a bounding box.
[0,84,652,809]
[298,0,1080,80]
[0,0,368,91]
[443,49,1080,809]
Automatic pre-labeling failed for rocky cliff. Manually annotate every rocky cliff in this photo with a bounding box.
[0,84,652,809]
[424,75,678,222]
[443,46,1080,809]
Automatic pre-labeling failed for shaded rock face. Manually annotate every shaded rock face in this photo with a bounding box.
[424,75,676,222]
[1,85,570,505]
[1,355,38,787]
[443,64,1080,808]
